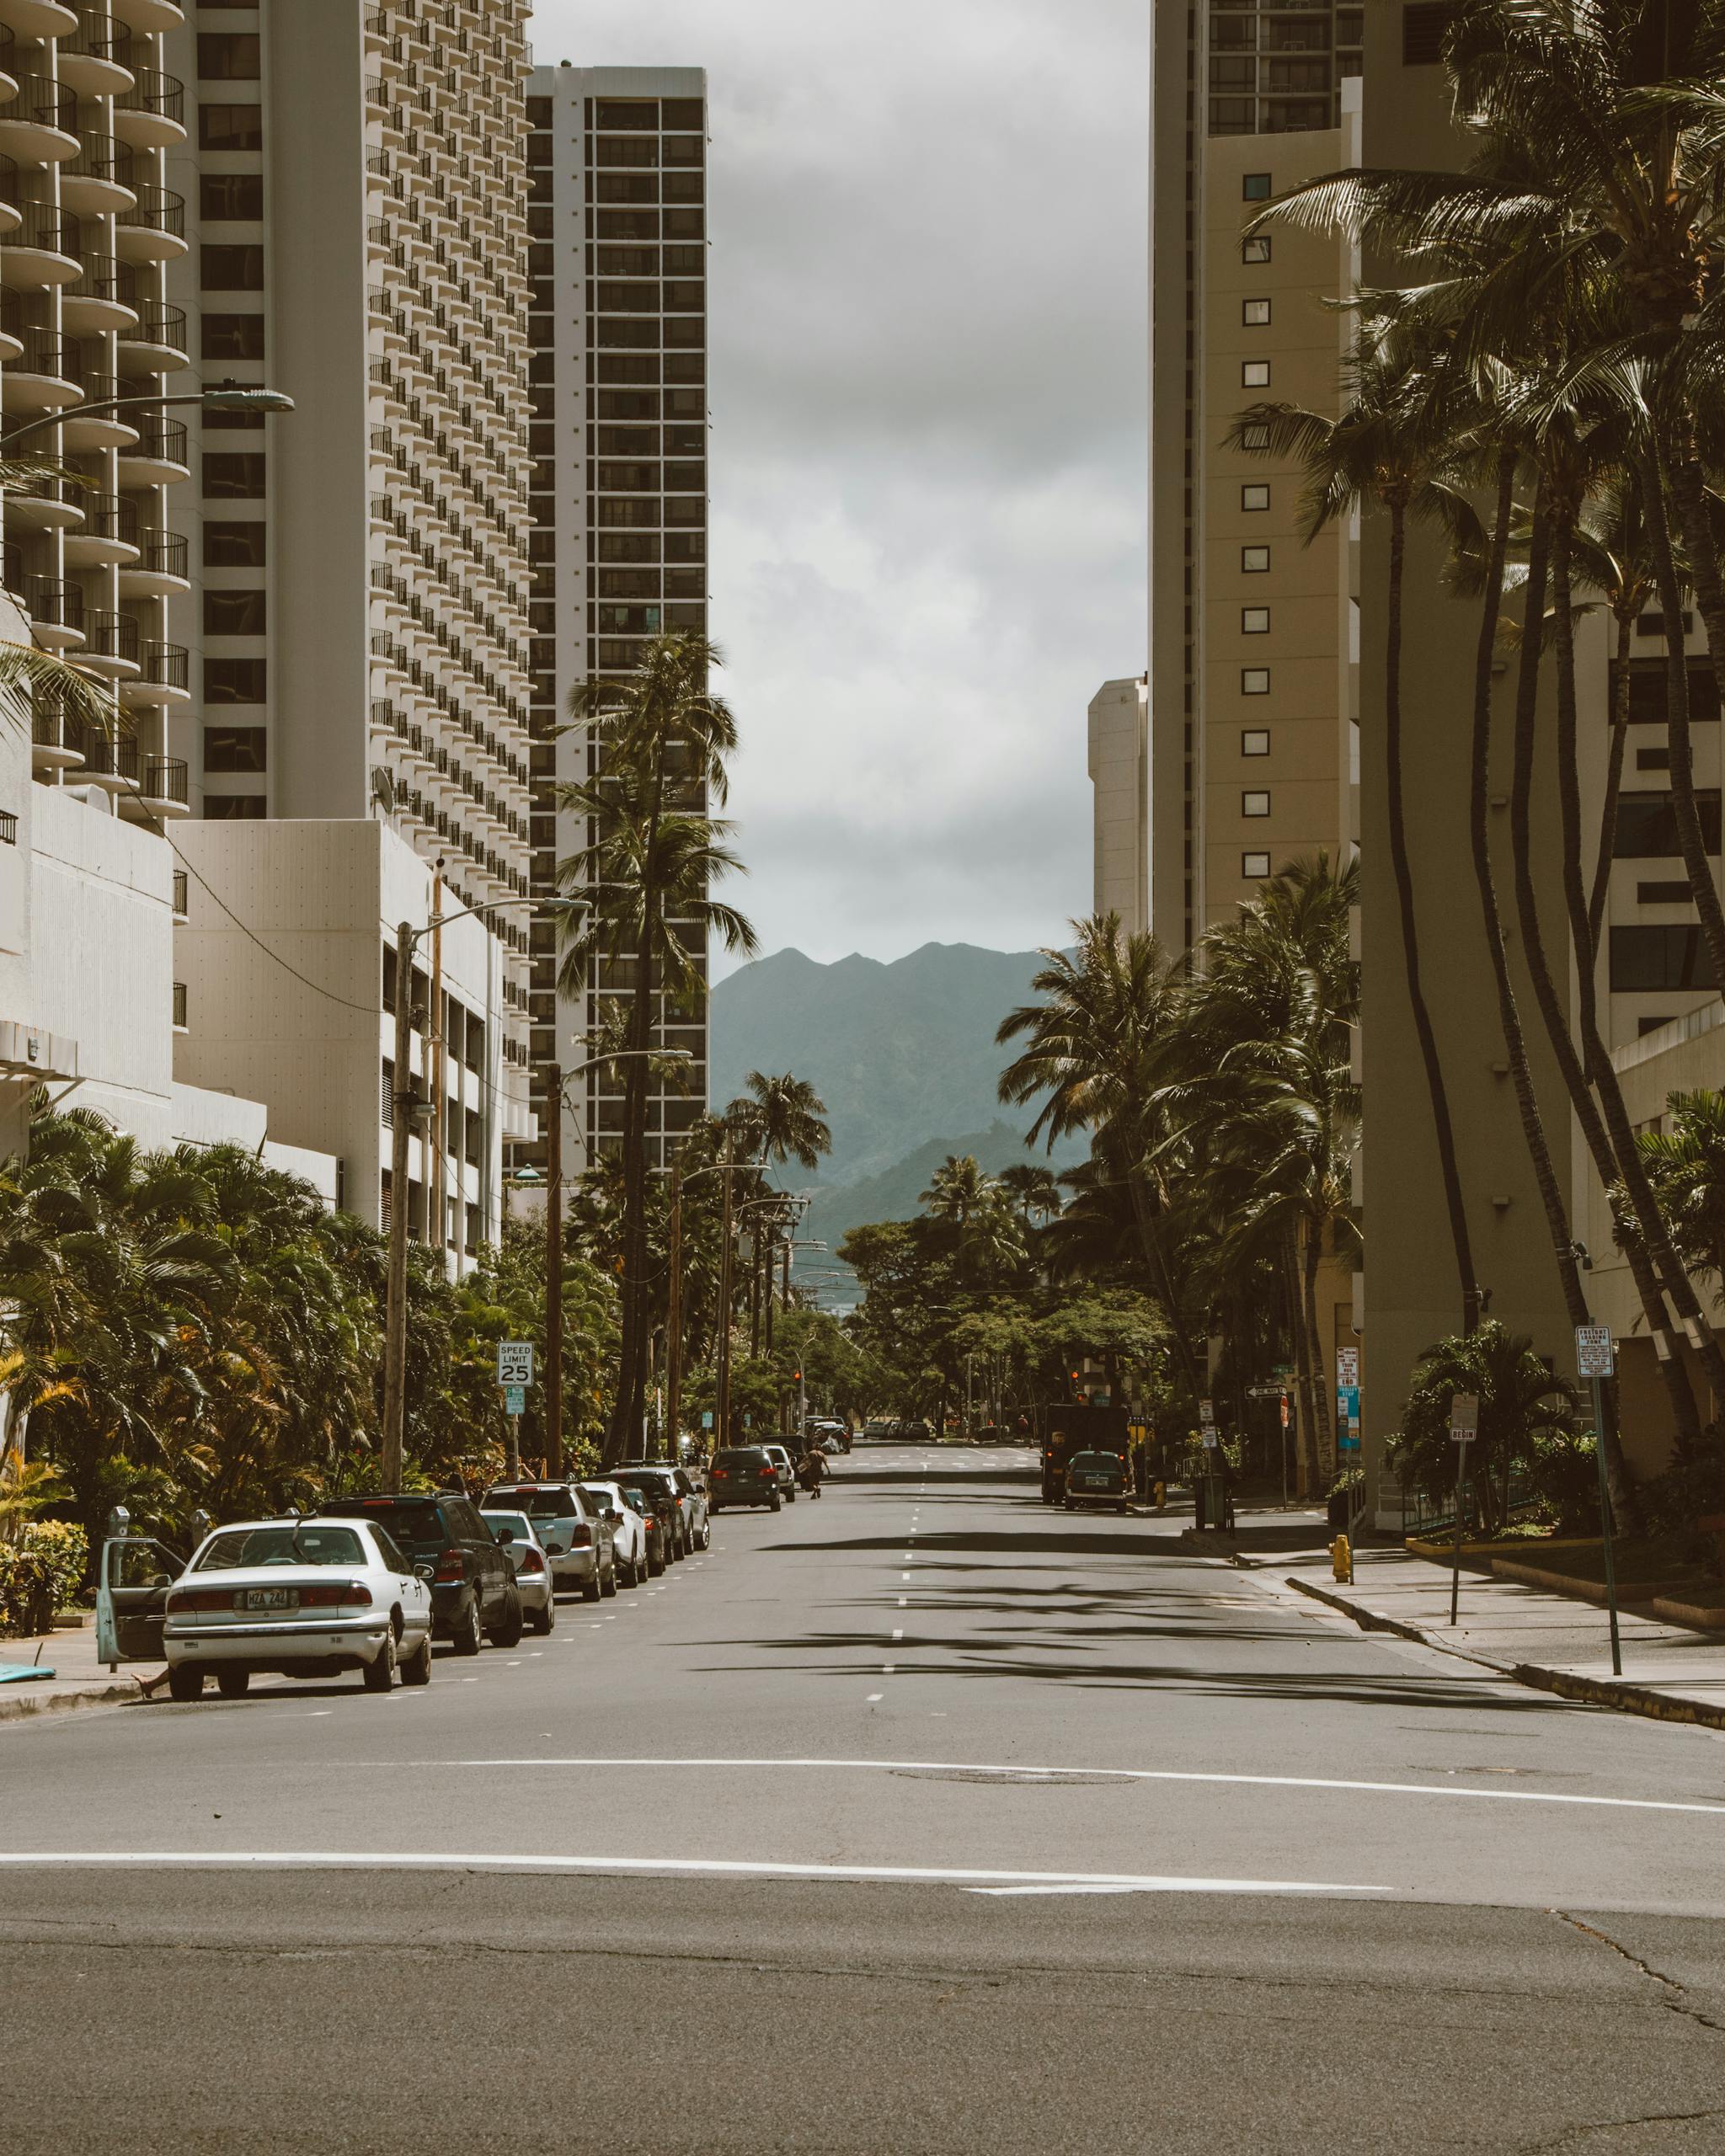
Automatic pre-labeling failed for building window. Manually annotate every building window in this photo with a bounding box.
[199,104,263,152]
[1242,173,1272,201]
[1242,792,1272,819]
[201,245,264,290]
[1637,746,1672,771]
[1242,299,1271,327]
[1242,236,1272,264]
[204,520,265,567]
[1402,4,1457,67]
[1610,925,1717,991]
[1242,668,1271,695]
[1242,728,1271,757]
[1638,1015,1678,1037]
[196,32,261,78]
[202,173,264,221]
[204,453,265,499]
[202,314,265,360]
[1242,851,1272,878]
[1242,360,1270,388]
[1242,607,1270,634]
[1242,544,1271,571]
[1612,791,1722,857]
[206,657,267,704]
[1240,424,1270,450]
[1637,880,1692,904]
[204,588,266,636]
[204,726,267,773]
[1242,485,1270,512]
[205,794,266,820]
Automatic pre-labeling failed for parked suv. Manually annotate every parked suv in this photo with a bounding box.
[481,1482,615,1601]
[615,1465,709,1556]
[322,1493,521,1654]
[707,1446,781,1513]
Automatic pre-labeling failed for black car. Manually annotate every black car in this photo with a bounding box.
[1063,1450,1130,1513]
[708,1446,781,1513]
[322,1493,521,1652]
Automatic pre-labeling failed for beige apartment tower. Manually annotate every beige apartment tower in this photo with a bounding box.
[1087,676,1149,933]
[0,0,537,1241]
[522,62,711,1177]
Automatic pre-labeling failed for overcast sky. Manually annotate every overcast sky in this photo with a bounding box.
[533,1,1149,974]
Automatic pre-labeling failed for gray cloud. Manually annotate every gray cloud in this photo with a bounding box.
[532,0,1148,972]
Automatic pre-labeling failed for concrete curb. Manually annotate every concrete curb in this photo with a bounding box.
[0,1682,140,1726]
[1284,1575,1725,1732]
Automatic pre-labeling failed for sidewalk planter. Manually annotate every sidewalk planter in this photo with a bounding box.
[1650,1595,1725,1632]
[1491,1556,1697,1606]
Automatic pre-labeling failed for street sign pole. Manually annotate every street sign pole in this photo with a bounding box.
[497,1344,534,1483]
[1448,1391,1479,1626]
[1576,1327,1622,1677]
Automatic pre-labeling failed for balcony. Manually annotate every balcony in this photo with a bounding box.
[0,6,80,40]
[117,416,190,486]
[0,325,78,414]
[1,203,83,291]
[0,26,14,103]
[118,529,189,596]
[61,365,140,450]
[62,249,140,337]
[62,492,140,568]
[114,183,185,266]
[171,979,186,1032]
[115,298,188,371]
[4,468,83,533]
[111,0,185,36]
[81,727,140,789]
[24,576,85,650]
[135,755,190,819]
[30,689,86,772]
[171,867,187,917]
[61,131,136,218]
[81,611,142,676]
[58,10,137,99]
[121,638,190,705]
[0,74,78,165]
[114,65,185,151]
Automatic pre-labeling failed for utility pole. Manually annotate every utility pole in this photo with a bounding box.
[381,918,416,1489]
[716,1142,735,1448]
[665,1155,684,1462]
[545,1060,563,1478]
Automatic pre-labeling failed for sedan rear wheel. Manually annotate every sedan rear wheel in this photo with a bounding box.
[215,1668,249,1699]
[400,1632,433,1685]
[530,1594,555,1635]
[582,1570,603,1603]
[451,1593,483,1657]
[363,1622,398,1691]
[601,1557,618,1598]
[489,1593,524,1649]
[648,1544,665,1576]
[167,1665,204,1702]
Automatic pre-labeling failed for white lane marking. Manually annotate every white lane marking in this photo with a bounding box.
[867,1693,884,1703]
[900,1572,911,1582]
[892,1630,904,1641]
[884,1663,895,1676]
[346,1755,1725,1820]
[898,1596,907,1608]
[0,1851,1394,1895]
[307,1710,332,1718]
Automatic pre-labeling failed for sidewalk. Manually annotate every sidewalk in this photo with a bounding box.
[1279,1542,1725,1729]
[0,1618,139,1723]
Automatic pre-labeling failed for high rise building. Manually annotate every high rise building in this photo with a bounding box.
[1149,5,1362,962]
[3,0,537,1244]
[1087,676,1149,934]
[523,62,711,1175]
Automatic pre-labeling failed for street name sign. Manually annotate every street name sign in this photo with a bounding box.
[496,1341,534,1388]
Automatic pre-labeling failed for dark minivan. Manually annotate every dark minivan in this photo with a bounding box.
[322,1493,521,1652]
[708,1446,781,1513]
[1062,1450,1130,1513]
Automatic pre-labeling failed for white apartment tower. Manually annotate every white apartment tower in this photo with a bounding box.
[523,62,711,1175]
[0,1,537,1233]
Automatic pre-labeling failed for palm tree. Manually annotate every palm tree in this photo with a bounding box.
[1229,322,1482,1332]
[919,1155,994,1236]
[997,1163,1062,1226]
[1637,1090,1725,1300]
[1398,1321,1576,1541]
[996,919,1207,1398]
[725,1072,830,1355]
[557,641,756,1465]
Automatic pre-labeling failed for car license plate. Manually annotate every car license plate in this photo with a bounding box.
[244,1587,297,1610]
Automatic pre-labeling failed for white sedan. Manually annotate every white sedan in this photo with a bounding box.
[163,1518,434,1700]
[579,1481,649,1587]
[479,1508,558,1633]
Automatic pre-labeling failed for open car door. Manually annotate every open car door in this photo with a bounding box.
[94,1536,185,1671]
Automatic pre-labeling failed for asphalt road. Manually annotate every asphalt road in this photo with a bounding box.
[5,1444,1725,2153]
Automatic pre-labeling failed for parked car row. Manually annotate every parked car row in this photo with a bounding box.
[129,1460,720,1702]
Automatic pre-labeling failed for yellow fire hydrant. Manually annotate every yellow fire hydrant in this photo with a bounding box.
[1331,1533,1353,1584]
[1153,1480,1167,1514]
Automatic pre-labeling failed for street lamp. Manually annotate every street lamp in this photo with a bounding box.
[0,379,295,454]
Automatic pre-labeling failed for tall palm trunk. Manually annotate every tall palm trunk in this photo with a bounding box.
[1641,445,1725,1001]
[1283,1236,1320,1496]
[1587,606,1636,959]
[1300,1218,1334,1483]
[1467,457,1593,1337]
[1385,495,1478,1332]
[1514,504,1696,1486]
[1124,1162,1204,1401]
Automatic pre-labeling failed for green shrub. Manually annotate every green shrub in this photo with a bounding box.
[0,1519,88,1637]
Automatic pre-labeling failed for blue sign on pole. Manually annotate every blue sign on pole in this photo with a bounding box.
[1337,1385,1361,1451]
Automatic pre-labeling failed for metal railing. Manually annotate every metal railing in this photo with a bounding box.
[144,755,188,805]
[117,184,185,243]
[118,69,184,128]
[172,981,187,1029]
[82,730,140,782]
[130,417,189,467]
[125,301,187,356]
[25,578,84,635]
[133,532,189,582]
[10,75,77,138]
[12,326,72,380]
[76,251,138,307]
[80,494,139,548]
[65,11,134,67]
[138,639,189,688]
[67,132,136,189]
[10,202,80,259]
[0,811,16,848]
[172,869,188,916]
[85,612,140,664]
